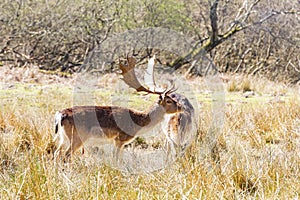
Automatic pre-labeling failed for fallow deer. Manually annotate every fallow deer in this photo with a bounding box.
[163,93,195,158]
[53,56,183,162]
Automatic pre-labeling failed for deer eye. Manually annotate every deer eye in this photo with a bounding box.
[166,99,173,104]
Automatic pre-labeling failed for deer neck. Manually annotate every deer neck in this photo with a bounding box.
[132,104,166,136]
[145,104,166,127]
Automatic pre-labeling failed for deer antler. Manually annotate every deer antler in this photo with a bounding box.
[119,55,165,95]
[144,55,156,90]
[164,84,177,95]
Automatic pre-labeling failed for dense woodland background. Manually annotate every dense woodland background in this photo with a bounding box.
[0,0,299,83]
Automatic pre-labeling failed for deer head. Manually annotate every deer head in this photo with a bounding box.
[119,55,181,114]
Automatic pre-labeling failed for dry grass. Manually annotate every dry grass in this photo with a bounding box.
[0,70,300,199]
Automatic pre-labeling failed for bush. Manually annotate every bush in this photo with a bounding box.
[0,0,117,71]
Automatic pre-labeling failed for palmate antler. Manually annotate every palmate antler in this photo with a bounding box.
[119,55,175,95]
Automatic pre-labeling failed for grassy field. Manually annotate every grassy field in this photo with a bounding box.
[0,68,300,199]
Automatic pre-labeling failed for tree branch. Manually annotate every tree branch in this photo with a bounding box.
[170,1,299,73]
[209,0,219,44]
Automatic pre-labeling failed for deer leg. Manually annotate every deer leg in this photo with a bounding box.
[54,133,65,160]
[64,135,83,161]
[113,133,135,166]
[114,140,125,164]
[116,146,124,163]
[165,139,177,162]
[53,134,59,143]
[163,131,179,163]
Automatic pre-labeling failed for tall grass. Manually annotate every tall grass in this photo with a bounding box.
[0,75,299,199]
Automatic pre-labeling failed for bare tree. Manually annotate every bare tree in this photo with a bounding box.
[170,0,299,82]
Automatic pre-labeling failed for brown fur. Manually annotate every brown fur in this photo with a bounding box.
[164,93,195,157]
[54,95,182,161]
